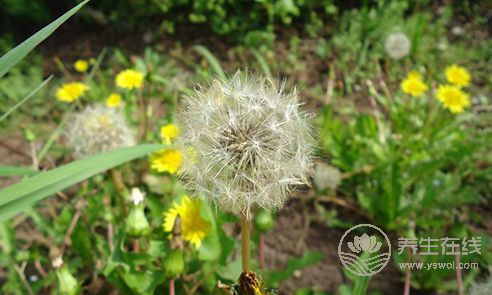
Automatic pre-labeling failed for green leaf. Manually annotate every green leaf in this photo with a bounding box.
[343,250,372,295]
[0,166,39,177]
[263,251,322,285]
[216,258,242,282]
[122,269,166,295]
[193,45,225,79]
[0,0,89,79]
[198,200,221,261]
[0,144,164,223]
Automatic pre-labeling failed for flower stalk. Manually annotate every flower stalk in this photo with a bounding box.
[259,234,265,269]
[404,247,411,295]
[111,168,128,215]
[241,217,251,273]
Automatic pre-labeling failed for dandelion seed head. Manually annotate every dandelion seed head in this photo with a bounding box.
[385,32,411,60]
[451,26,465,36]
[65,104,136,158]
[176,72,314,218]
[469,276,492,295]
[313,163,341,191]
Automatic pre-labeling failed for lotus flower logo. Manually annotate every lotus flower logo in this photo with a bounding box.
[338,224,391,276]
[347,233,382,253]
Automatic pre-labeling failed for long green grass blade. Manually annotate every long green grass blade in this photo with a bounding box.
[0,0,89,79]
[0,76,52,122]
[0,166,39,177]
[193,45,225,79]
[0,144,163,222]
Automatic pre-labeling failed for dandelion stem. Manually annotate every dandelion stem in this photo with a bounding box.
[110,168,128,215]
[456,253,463,295]
[241,217,251,272]
[259,234,265,269]
[137,90,147,140]
[169,278,175,295]
[404,247,411,295]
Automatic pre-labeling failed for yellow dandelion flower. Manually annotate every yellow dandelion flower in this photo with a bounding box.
[74,59,89,73]
[150,149,182,174]
[407,70,421,79]
[160,124,179,144]
[115,69,144,90]
[106,93,122,108]
[56,82,88,103]
[445,64,471,87]
[401,75,428,97]
[163,195,210,248]
[436,84,470,113]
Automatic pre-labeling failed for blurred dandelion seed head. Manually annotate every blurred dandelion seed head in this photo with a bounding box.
[176,72,314,218]
[65,105,136,158]
[385,32,411,60]
[313,163,341,191]
[469,276,492,295]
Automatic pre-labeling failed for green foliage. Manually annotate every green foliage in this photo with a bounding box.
[319,67,491,290]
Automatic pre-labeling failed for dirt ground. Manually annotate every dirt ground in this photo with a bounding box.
[264,199,402,294]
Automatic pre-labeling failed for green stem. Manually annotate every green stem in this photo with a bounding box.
[241,217,251,272]
[110,168,128,216]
